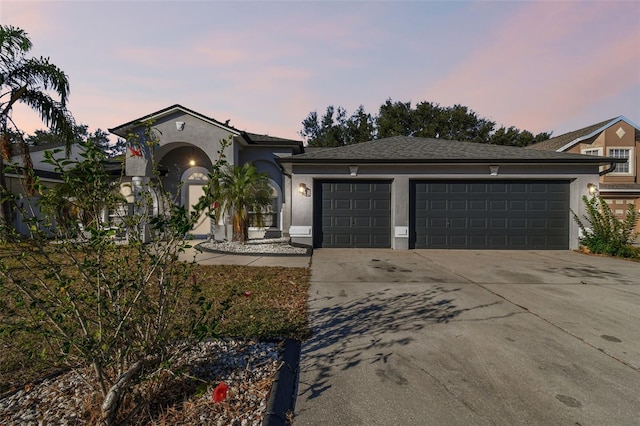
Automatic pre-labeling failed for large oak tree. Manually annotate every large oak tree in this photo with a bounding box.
[301,99,550,148]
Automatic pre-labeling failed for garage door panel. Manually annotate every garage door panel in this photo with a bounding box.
[449,218,467,229]
[334,199,351,209]
[509,218,527,229]
[510,200,526,211]
[530,183,548,193]
[430,200,448,211]
[489,218,506,229]
[469,200,487,211]
[490,200,508,211]
[489,183,508,193]
[469,218,487,228]
[450,183,468,193]
[529,218,548,229]
[333,183,351,192]
[529,200,548,211]
[412,180,569,249]
[430,183,448,193]
[549,200,568,210]
[316,180,391,248]
[549,218,568,229]
[374,216,391,227]
[333,216,351,227]
[469,235,488,245]
[450,200,467,211]
[429,217,447,228]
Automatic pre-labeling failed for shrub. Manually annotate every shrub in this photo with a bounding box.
[0,123,229,425]
[573,195,639,258]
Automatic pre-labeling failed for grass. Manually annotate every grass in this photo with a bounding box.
[0,255,310,396]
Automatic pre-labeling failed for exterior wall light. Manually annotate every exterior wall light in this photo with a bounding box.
[587,183,598,195]
[489,165,499,176]
[298,183,311,197]
[349,166,358,176]
[176,121,185,131]
[189,159,196,167]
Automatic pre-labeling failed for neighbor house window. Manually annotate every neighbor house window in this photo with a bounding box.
[583,149,601,156]
[609,148,631,174]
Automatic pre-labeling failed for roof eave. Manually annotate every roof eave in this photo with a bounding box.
[109,104,241,137]
[556,116,640,152]
[277,157,619,165]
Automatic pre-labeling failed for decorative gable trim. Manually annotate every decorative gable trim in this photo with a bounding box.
[556,116,640,152]
[109,104,241,137]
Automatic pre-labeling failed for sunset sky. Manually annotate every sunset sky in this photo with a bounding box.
[1,1,639,142]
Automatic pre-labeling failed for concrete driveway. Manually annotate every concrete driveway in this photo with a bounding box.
[294,249,640,425]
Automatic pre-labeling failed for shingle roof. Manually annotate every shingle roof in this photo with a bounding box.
[279,136,614,164]
[109,105,304,151]
[24,141,68,153]
[526,116,632,152]
[599,183,640,192]
[242,132,299,144]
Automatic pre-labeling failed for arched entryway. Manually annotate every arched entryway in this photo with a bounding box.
[181,167,211,238]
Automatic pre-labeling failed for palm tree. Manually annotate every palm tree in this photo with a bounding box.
[0,25,75,225]
[213,163,273,242]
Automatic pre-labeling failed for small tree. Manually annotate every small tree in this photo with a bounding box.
[573,195,639,258]
[0,123,229,424]
[212,163,273,242]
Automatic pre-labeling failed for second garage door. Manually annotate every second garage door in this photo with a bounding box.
[411,180,570,249]
[315,180,391,248]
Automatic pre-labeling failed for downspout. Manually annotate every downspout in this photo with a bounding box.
[599,162,617,176]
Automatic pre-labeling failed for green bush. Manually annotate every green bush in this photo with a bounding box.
[573,195,639,258]
[0,124,230,425]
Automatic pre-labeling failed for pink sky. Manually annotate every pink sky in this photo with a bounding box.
[2,1,639,142]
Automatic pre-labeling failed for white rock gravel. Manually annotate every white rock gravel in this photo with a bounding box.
[0,339,282,425]
[199,237,309,255]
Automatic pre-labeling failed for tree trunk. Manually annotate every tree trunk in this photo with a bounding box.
[101,360,142,426]
[232,214,246,242]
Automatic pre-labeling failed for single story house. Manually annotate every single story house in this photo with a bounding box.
[109,105,619,250]
[7,142,90,235]
[108,104,303,240]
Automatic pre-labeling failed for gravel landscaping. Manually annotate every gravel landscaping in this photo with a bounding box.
[199,237,310,256]
[0,339,283,425]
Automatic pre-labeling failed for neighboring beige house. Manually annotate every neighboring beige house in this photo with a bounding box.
[527,116,640,232]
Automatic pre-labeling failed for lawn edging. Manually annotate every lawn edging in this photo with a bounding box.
[263,339,301,426]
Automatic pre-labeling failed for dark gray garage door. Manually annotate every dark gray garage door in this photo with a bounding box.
[314,180,391,248]
[411,180,570,249]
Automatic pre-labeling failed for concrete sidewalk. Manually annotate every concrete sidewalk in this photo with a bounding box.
[294,249,640,425]
[178,244,312,268]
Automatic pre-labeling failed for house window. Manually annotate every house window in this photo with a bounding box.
[248,196,278,228]
[609,148,631,174]
[583,149,601,156]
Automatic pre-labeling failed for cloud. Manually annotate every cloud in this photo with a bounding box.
[425,1,640,133]
[0,1,54,37]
